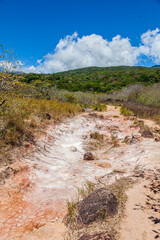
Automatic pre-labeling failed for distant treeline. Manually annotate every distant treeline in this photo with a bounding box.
[21,66,160,93]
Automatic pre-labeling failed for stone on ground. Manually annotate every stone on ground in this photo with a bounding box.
[84,152,95,161]
[77,188,118,225]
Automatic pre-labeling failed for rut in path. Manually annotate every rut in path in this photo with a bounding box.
[0,106,160,240]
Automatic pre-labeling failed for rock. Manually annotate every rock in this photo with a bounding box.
[89,113,98,118]
[95,162,112,168]
[114,169,126,174]
[141,129,154,138]
[154,127,160,133]
[82,135,88,139]
[109,125,119,132]
[129,116,137,121]
[46,113,51,120]
[84,152,94,161]
[133,133,141,138]
[0,166,15,181]
[124,135,132,144]
[78,233,112,240]
[130,137,138,144]
[130,134,141,143]
[77,188,118,225]
[82,108,85,112]
[24,142,31,148]
[138,120,144,125]
[70,146,78,152]
[130,124,136,128]
[99,115,104,119]
[155,137,160,142]
[124,134,141,144]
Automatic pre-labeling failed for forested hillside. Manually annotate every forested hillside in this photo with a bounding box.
[21,66,160,93]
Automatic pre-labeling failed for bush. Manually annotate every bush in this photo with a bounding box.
[120,106,134,116]
[92,104,107,111]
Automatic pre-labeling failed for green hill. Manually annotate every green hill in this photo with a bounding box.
[22,66,160,93]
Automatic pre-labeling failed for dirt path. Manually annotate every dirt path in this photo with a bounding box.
[120,170,160,240]
[0,106,160,240]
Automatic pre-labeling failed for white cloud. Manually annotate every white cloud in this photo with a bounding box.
[22,65,40,73]
[37,59,42,64]
[141,28,160,64]
[22,28,160,73]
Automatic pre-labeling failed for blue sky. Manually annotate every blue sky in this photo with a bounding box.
[0,0,160,73]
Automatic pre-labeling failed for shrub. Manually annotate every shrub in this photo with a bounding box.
[92,104,107,111]
[120,106,134,116]
[90,132,104,140]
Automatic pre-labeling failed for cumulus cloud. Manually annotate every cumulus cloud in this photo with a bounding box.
[22,28,160,73]
[141,28,160,64]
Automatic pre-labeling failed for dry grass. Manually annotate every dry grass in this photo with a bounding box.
[86,131,108,151]
[66,181,96,228]
[0,92,81,164]
[110,135,119,147]
[90,132,104,141]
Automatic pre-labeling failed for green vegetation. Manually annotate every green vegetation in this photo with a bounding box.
[90,132,104,141]
[21,66,160,93]
[92,104,107,111]
[120,106,134,116]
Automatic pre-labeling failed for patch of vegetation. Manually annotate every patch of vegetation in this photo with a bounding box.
[111,135,119,147]
[67,200,77,226]
[76,181,96,200]
[90,132,104,141]
[87,131,107,151]
[120,106,134,116]
[65,177,134,240]
[92,104,107,111]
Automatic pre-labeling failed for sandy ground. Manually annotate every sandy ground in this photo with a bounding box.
[120,180,155,240]
[0,106,160,240]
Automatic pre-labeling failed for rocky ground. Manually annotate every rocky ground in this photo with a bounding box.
[0,106,160,240]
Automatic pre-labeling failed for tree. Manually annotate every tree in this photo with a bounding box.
[0,44,21,90]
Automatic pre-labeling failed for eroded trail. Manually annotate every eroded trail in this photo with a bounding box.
[0,106,160,240]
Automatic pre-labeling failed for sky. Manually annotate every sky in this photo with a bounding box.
[0,0,160,73]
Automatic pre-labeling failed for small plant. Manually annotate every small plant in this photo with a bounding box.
[87,131,107,151]
[134,120,144,126]
[111,135,119,147]
[67,200,77,223]
[120,106,134,116]
[90,132,104,140]
[92,104,107,111]
[77,181,96,200]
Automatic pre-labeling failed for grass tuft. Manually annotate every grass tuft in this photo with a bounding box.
[120,106,134,116]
